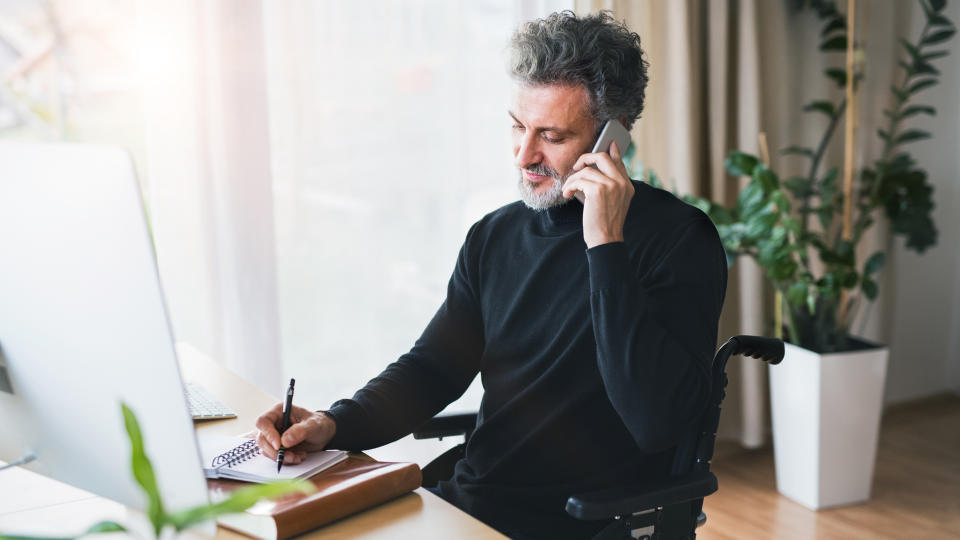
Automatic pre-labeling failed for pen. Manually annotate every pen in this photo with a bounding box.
[277,378,295,473]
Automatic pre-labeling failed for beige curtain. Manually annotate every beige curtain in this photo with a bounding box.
[574,0,903,446]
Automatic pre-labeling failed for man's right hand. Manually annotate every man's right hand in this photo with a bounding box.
[254,403,337,465]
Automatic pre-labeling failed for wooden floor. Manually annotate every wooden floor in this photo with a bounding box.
[699,394,960,540]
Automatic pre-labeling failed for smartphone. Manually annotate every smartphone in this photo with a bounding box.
[570,119,632,203]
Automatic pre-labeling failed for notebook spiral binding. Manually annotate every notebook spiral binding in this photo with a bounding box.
[211,438,261,470]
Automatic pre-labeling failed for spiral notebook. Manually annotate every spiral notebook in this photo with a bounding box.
[199,435,348,483]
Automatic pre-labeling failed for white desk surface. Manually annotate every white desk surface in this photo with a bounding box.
[0,344,506,539]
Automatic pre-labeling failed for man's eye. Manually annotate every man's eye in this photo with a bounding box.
[543,135,564,143]
[512,124,524,131]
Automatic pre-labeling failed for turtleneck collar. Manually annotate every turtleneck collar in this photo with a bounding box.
[539,197,584,234]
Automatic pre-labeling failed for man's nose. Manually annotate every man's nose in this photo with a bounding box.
[514,133,541,169]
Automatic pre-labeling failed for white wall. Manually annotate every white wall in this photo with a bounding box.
[886,1,960,404]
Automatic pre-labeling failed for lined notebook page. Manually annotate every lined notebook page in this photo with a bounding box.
[199,435,347,483]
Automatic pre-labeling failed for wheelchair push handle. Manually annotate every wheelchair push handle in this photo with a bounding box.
[726,335,784,364]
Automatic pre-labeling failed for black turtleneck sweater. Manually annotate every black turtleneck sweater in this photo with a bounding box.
[325,181,727,539]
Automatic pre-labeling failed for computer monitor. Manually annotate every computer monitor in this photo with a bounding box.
[0,142,211,523]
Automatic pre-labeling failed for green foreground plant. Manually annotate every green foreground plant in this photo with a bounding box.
[674,0,952,352]
[0,404,313,540]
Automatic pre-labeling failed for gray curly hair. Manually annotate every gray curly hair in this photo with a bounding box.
[509,10,649,131]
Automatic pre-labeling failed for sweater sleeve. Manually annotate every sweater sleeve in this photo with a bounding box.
[587,214,727,453]
[324,227,485,451]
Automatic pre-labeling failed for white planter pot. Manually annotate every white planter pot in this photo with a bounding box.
[768,338,888,510]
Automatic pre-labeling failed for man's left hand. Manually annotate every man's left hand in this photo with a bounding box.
[562,140,634,249]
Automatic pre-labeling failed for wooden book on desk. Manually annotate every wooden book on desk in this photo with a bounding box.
[208,455,422,540]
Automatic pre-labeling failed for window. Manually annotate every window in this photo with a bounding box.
[263,1,567,413]
[0,0,572,435]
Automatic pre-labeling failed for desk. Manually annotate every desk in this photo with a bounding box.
[0,345,506,539]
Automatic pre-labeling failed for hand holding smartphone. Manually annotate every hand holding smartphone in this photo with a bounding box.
[569,119,632,203]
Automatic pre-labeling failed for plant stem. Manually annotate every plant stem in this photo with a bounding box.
[775,283,801,345]
[801,97,848,236]
[853,21,932,248]
[879,23,931,165]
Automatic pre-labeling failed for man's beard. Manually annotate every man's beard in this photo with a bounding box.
[517,163,568,211]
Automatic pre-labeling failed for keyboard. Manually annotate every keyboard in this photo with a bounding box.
[185,382,237,420]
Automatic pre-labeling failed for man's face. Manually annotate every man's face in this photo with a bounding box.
[510,83,597,210]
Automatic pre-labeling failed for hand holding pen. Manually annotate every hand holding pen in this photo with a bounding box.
[277,378,296,473]
[253,382,339,468]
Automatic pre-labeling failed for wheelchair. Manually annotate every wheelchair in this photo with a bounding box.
[413,335,785,540]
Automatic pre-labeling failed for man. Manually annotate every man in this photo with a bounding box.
[255,11,726,540]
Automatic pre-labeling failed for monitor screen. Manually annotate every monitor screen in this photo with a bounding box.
[0,142,211,522]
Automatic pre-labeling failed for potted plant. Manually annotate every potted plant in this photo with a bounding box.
[9,403,313,540]
[678,0,954,509]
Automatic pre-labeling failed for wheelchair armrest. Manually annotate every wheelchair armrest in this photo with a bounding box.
[565,471,718,521]
[413,412,478,440]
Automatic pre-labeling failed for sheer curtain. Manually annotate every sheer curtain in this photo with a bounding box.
[264,0,572,415]
[139,0,572,415]
[138,0,282,395]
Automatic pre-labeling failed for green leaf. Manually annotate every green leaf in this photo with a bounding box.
[772,258,799,280]
[922,28,956,46]
[726,151,759,177]
[896,130,932,145]
[826,68,846,87]
[737,180,767,219]
[817,273,839,298]
[753,164,780,194]
[921,50,949,62]
[909,78,938,94]
[901,105,936,118]
[882,167,939,253]
[929,0,946,13]
[927,13,952,26]
[900,38,920,60]
[820,167,839,207]
[821,16,846,36]
[820,35,847,51]
[898,59,915,76]
[708,203,736,226]
[817,207,834,231]
[838,268,860,289]
[745,211,779,239]
[121,403,166,536]
[812,2,839,19]
[877,129,890,141]
[803,100,836,116]
[685,196,712,216]
[788,281,808,307]
[781,146,814,157]
[166,480,315,530]
[717,222,748,251]
[864,252,885,276]
[818,243,844,265]
[84,521,127,534]
[782,216,802,235]
[771,190,791,213]
[862,278,879,300]
[784,176,814,198]
[835,239,855,264]
[807,290,817,314]
[913,60,941,76]
[821,167,839,186]
[891,85,908,103]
